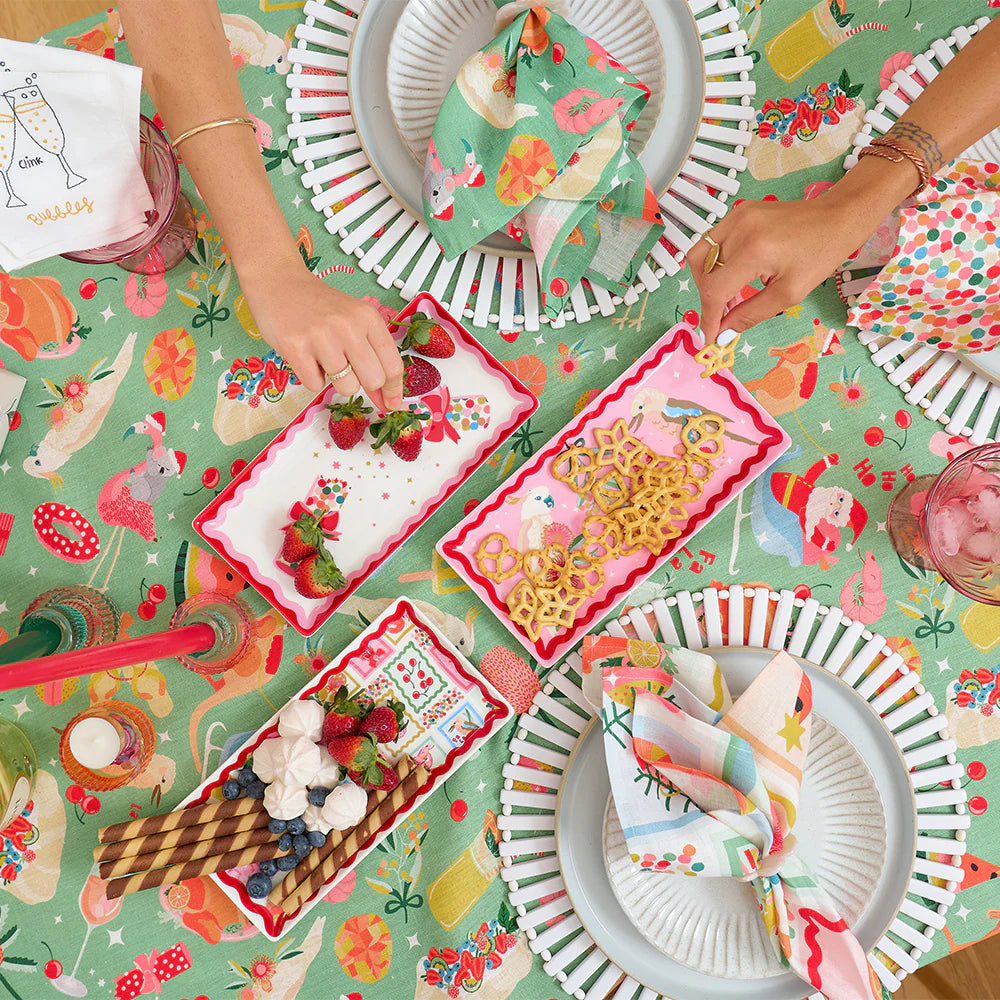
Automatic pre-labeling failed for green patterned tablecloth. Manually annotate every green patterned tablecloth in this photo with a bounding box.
[0,2,997,998]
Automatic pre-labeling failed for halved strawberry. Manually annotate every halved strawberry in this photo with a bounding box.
[293,552,346,599]
[399,317,455,358]
[370,411,429,463]
[326,396,373,451]
[401,356,441,397]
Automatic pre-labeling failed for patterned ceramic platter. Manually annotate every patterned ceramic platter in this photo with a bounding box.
[184,598,511,940]
[839,16,1000,444]
[438,323,789,666]
[499,588,968,1000]
[193,292,536,635]
[603,711,887,980]
[285,0,756,328]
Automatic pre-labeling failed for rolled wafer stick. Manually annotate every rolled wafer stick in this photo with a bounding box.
[281,761,431,916]
[94,807,269,865]
[268,756,416,907]
[104,840,289,900]
[100,823,278,880]
[98,794,258,844]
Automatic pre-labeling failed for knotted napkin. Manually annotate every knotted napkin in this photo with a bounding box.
[0,38,152,270]
[846,158,1000,353]
[423,1,664,318]
[585,635,883,1000]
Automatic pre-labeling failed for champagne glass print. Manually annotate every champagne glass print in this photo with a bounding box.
[4,76,87,190]
[0,64,23,208]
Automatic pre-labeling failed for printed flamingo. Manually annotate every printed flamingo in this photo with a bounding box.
[87,412,185,592]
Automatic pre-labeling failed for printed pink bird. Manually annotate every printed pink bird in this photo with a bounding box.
[87,412,186,591]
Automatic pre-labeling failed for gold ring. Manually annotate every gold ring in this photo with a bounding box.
[702,234,724,274]
[325,364,354,383]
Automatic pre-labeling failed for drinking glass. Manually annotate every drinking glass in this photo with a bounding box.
[3,81,86,188]
[0,104,23,208]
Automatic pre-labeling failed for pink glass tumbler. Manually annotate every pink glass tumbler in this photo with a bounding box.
[923,444,1000,604]
[61,114,196,273]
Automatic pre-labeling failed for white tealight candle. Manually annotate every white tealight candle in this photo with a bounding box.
[68,717,121,770]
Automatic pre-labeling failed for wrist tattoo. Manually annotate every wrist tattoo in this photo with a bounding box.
[887,121,945,174]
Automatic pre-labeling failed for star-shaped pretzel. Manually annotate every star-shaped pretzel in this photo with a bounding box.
[694,332,740,377]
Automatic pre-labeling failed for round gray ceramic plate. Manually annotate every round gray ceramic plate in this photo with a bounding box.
[348,0,704,256]
[554,646,916,1000]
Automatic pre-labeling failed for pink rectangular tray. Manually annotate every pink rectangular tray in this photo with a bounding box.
[193,292,537,635]
[437,323,790,665]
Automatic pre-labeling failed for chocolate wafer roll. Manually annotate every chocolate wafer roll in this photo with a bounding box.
[94,807,269,864]
[98,794,258,844]
[104,840,289,900]
[268,756,416,907]
[281,761,431,915]
[100,823,278,880]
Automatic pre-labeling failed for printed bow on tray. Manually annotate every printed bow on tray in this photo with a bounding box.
[424,2,664,318]
[585,636,886,1000]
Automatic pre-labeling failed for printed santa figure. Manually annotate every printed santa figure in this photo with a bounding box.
[751,450,867,570]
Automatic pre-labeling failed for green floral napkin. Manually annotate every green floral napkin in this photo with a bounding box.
[423,2,664,318]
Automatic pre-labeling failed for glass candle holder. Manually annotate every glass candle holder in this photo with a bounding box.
[59,700,154,792]
[168,591,254,676]
[923,444,1000,605]
[61,115,196,273]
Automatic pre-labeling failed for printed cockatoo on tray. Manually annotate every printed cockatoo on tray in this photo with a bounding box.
[506,486,555,552]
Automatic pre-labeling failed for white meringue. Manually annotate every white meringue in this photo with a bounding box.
[268,736,321,786]
[302,802,334,835]
[250,736,282,784]
[309,747,342,789]
[263,779,309,821]
[322,780,368,831]
[278,699,326,743]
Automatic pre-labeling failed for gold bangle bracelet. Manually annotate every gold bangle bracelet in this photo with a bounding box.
[170,116,257,151]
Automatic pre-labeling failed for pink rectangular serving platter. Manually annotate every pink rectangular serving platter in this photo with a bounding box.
[182,598,511,940]
[193,292,537,635]
[438,323,791,666]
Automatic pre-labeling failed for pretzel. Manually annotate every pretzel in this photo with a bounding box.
[552,445,599,495]
[506,581,543,642]
[566,553,605,595]
[593,419,639,469]
[695,333,740,377]
[535,588,583,630]
[681,413,726,460]
[592,471,630,514]
[475,533,523,582]
[582,515,623,561]
[523,544,570,589]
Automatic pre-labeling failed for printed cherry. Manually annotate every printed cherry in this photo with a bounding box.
[863,426,884,447]
[793,584,812,600]
[7,411,19,432]
[147,583,167,604]
[894,409,913,430]
[65,784,84,804]
[201,467,221,490]
[41,942,62,979]
[449,799,468,822]
[80,795,101,815]
[969,795,988,815]
[552,42,565,64]
[683,309,700,326]
[230,458,248,478]
[137,600,157,621]
[968,761,987,781]
[77,275,117,300]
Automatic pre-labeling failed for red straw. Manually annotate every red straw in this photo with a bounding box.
[0,622,217,693]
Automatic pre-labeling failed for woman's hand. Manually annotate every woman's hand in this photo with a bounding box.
[687,195,871,342]
[239,257,404,411]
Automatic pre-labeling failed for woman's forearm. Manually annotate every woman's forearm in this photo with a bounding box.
[118,0,300,281]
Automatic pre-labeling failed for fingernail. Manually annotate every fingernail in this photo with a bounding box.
[717,328,739,347]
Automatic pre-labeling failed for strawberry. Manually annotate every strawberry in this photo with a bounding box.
[401,356,441,397]
[370,411,429,463]
[293,552,346,599]
[326,396,373,451]
[280,512,325,564]
[323,688,364,741]
[400,317,455,358]
[366,756,400,791]
[327,733,384,785]
[359,701,406,744]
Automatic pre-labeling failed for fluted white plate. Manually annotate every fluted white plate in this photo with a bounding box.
[388,0,667,165]
[353,0,703,255]
[604,715,887,980]
[554,647,916,1000]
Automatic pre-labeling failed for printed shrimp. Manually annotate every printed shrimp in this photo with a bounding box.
[840,550,886,624]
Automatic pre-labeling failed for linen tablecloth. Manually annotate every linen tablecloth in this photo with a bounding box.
[0,2,995,997]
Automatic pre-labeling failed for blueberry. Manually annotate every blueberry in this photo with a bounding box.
[246,872,272,898]
[246,779,266,799]
[287,817,306,836]
[308,786,331,807]
[307,830,326,848]
[276,853,298,871]
[268,818,287,835]
[259,859,278,877]
[237,766,256,787]
[221,779,241,800]
[292,834,310,856]
[278,832,293,852]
